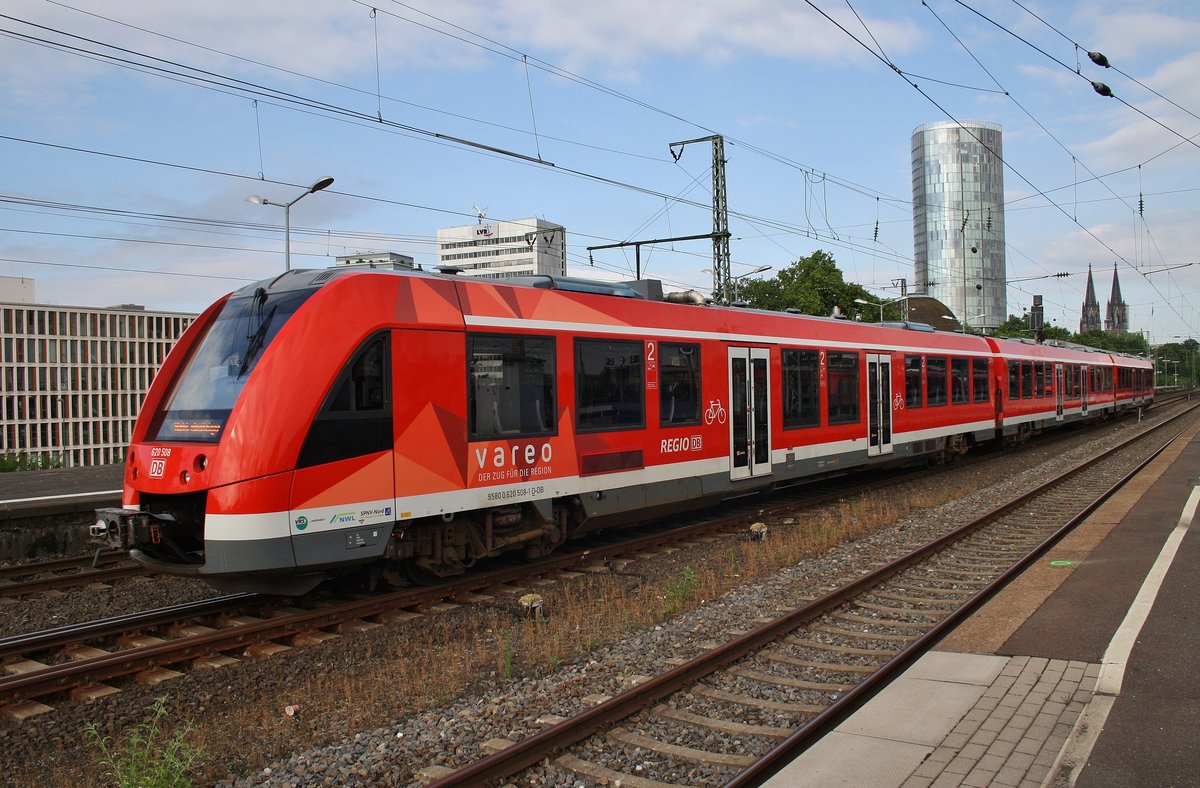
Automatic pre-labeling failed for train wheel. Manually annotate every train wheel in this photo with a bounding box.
[402,558,465,585]
[402,562,443,585]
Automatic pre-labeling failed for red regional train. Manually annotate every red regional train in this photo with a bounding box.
[94,268,1154,594]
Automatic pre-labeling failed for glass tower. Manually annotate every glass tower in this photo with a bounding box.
[911,121,1006,330]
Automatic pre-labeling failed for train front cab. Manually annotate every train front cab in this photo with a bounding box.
[98,273,472,594]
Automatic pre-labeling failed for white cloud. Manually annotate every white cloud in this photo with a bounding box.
[1084,8,1200,61]
[492,0,926,74]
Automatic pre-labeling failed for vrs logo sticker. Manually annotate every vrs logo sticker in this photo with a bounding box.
[149,459,166,478]
[294,516,308,531]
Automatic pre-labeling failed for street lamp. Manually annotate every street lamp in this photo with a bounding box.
[733,264,772,301]
[854,296,903,323]
[247,175,335,271]
[960,314,988,334]
[704,264,771,302]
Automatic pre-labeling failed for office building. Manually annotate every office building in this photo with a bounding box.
[436,218,566,279]
[911,121,1007,330]
[0,277,195,467]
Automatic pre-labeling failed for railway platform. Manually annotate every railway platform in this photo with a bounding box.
[767,421,1200,787]
[0,464,122,559]
[0,464,122,519]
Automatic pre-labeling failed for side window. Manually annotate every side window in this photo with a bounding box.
[972,358,989,403]
[1021,361,1033,399]
[905,355,923,408]
[927,356,947,406]
[827,351,860,425]
[467,333,556,439]
[951,357,969,404]
[660,343,701,426]
[782,349,821,428]
[1008,360,1020,400]
[1034,362,1045,397]
[297,332,391,468]
[576,338,644,432]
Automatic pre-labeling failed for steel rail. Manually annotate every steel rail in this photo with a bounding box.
[0,593,257,661]
[0,550,126,578]
[0,564,146,597]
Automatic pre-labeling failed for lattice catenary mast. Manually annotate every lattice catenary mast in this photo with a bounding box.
[670,135,730,303]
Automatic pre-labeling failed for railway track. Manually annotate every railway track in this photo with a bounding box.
[0,465,921,719]
[0,404,1186,721]
[412,402,1198,787]
[0,550,145,596]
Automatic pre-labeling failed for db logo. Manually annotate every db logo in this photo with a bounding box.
[149,459,166,478]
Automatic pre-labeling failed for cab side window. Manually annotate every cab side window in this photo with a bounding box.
[298,332,391,468]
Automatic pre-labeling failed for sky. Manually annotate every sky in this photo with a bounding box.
[1,0,1198,344]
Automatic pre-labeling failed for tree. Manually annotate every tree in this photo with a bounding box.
[991,314,1070,342]
[992,315,1033,338]
[737,250,877,318]
[1075,330,1149,356]
[1153,339,1198,386]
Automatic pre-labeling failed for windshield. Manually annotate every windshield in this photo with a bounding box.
[150,287,314,442]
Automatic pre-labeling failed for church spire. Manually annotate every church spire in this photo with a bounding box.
[1080,264,1102,333]
[1104,263,1128,332]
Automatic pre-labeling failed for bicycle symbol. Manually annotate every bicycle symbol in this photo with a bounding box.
[704,399,727,425]
[892,393,905,411]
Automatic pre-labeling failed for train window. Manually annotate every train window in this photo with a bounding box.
[660,343,701,427]
[1019,362,1033,399]
[467,334,556,439]
[927,357,947,407]
[972,358,989,403]
[1044,363,1053,395]
[1008,361,1019,400]
[826,351,859,424]
[297,332,392,468]
[904,355,923,409]
[1034,362,1045,397]
[951,357,969,404]
[782,349,821,428]
[575,338,644,432]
